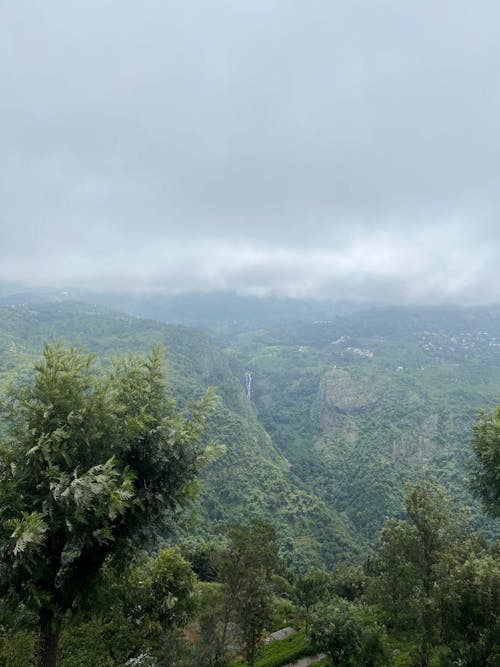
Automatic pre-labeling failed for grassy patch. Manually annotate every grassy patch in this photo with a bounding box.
[232,628,315,667]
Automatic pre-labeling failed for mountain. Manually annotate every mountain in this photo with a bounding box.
[1,298,498,567]
[0,285,364,336]
[223,305,500,541]
[0,301,358,570]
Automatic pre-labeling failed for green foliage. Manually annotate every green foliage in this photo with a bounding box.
[309,598,390,666]
[293,569,331,634]
[192,582,230,667]
[0,302,361,571]
[149,547,197,629]
[218,520,281,666]
[470,405,500,517]
[59,619,119,667]
[54,548,197,666]
[226,306,500,554]
[439,547,500,665]
[233,628,314,667]
[189,523,284,667]
[0,630,36,667]
[267,596,295,633]
[368,479,475,666]
[329,564,367,602]
[0,301,499,663]
[0,342,215,665]
[179,539,220,581]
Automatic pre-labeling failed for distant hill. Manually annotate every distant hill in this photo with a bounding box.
[0,286,365,335]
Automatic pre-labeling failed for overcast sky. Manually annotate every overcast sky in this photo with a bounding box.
[1,1,500,303]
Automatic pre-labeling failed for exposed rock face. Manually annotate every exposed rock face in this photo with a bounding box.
[282,655,328,667]
[318,368,390,414]
[392,413,440,465]
[264,627,296,643]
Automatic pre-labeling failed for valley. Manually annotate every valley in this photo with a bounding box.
[0,297,499,565]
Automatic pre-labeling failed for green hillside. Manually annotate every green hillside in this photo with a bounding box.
[1,300,498,568]
[0,302,358,570]
[224,306,500,542]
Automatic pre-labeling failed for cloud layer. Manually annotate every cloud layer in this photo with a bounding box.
[1,1,500,302]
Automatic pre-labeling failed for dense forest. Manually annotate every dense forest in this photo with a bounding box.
[0,297,498,665]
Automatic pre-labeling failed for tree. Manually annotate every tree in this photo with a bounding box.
[470,405,500,517]
[55,548,196,666]
[294,569,330,635]
[309,598,390,666]
[439,548,500,666]
[0,343,216,667]
[329,563,367,602]
[368,479,470,667]
[148,546,197,631]
[217,520,280,666]
[193,583,230,667]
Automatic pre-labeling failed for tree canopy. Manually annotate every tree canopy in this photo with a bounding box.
[0,343,216,667]
[470,404,500,518]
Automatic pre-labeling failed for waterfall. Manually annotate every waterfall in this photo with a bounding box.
[245,371,252,399]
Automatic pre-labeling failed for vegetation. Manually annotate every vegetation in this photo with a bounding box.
[367,480,472,666]
[309,600,389,666]
[0,343,215,666]
[0,300,499,664]
[3,301,499,567]
[233,629,314,667]
[224,306,500,549]
[293,568,330,635]
[470,404,500,518]
[0,302,360,570]
[217,521,281,666]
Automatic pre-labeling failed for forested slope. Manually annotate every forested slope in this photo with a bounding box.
[224,306,500,542]
[0,302,358,569]
[1,300,499,566]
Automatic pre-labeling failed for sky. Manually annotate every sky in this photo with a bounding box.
[1,1,500,304]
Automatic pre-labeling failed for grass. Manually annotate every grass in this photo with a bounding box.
[232,628,315,667]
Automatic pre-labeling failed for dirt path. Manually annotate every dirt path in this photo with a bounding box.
[282,654,327,667]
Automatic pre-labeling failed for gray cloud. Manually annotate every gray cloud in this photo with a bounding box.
[1,1,500,303]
